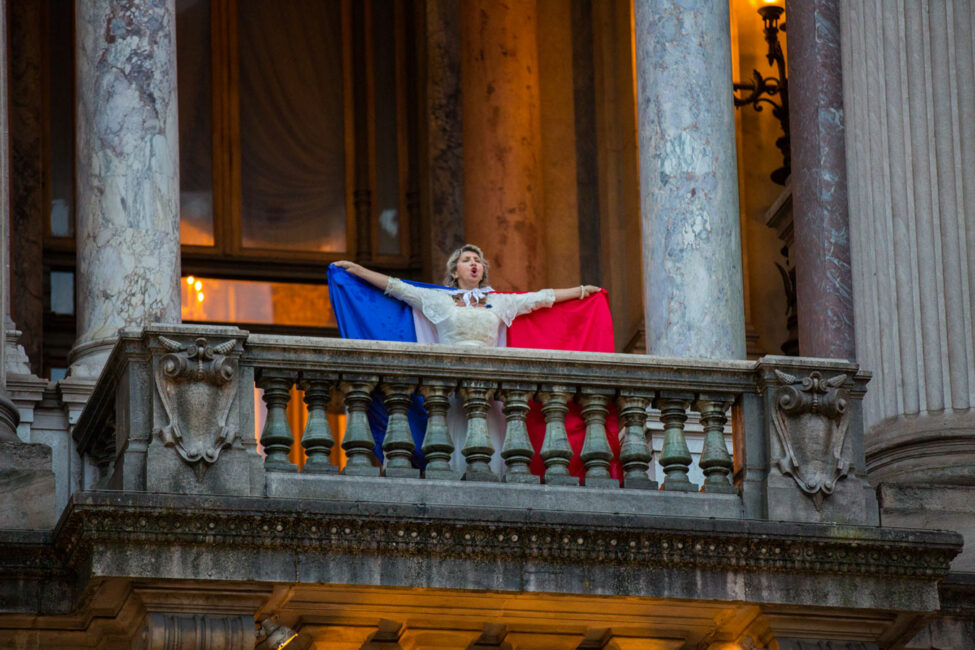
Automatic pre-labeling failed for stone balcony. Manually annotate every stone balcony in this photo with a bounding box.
[0,324,964,648]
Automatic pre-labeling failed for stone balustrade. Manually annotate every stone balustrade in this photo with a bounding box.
[71,324,878,525]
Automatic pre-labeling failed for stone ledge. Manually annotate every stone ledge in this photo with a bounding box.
[265,473,743,519]
[0,491,946,615]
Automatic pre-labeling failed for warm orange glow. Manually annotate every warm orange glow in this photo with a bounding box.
[180,217,215,247]
[186,276,195,285]
[180,276,337,328]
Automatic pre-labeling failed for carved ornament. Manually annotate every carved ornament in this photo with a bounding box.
[153,336,240,472]
[53,494,960,581]
[771,369,850,509]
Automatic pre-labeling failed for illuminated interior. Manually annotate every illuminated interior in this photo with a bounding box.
[183,275,346,467]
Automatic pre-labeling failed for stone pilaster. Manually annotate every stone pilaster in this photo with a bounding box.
[461,0,543,291]
[787,0,855,360]
[8,1,45,377]
[420,0,465,274]
[842,1,975,483]
[72,0,181,377]
[0,0,19,442]
[634,0,746,359]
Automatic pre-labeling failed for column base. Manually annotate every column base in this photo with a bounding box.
[0,391,19,442]
[463,470,500,482]
[702,482,738,494]
[584,476,620,489]
[385,467,421,479]
[66,336,118,380]
[662,479,699,492]
[623,476,658,490]
[343,465,381,477]
[544,474,579,486]
[424,468,461,481]
[867,410,975,485]
[503,472,540,484]
[300,461,338,475]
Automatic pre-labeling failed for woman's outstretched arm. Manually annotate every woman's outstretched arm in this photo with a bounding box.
[552,285,601,303]
[333,260,390,291]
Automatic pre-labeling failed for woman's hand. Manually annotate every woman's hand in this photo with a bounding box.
[552,284,603,303]
[331,260,390,291]
[580,284,601,299]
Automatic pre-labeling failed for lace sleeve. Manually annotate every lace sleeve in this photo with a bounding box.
[490,289,556,327]
[385,278,454,324]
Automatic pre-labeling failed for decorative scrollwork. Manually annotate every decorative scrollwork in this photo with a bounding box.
[771,369,851,510]
[152,337,240,472]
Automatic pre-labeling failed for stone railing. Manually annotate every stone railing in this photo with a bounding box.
[71,324,877,525]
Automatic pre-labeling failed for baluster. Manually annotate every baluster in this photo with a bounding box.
[617,390,657,489]
[499,383,539,484]
[695,396,737,493]
[340,375,381,476]
[579,388,618,488]
[256,370,297,472]
[381,378,420,478]
[420,380,459,480]
[459,380,499,482]
[655,392,697,491]
[538,386,577,486]
[299,372,338,474]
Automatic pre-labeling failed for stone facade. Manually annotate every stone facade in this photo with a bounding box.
[1,1,974,648]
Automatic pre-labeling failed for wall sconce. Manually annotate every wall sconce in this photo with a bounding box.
[734,4,790,185]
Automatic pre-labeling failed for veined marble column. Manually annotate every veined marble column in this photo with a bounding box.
[72,0,181,376]
[634,0,745,359]
[787,0,855,360]
[842,1,975,482]
[461,0,543,291]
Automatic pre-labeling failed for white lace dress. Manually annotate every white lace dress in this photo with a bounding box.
[385,278,556,473]
[384,278,555,346]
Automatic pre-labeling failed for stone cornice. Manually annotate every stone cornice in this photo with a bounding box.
[51,492,959,582]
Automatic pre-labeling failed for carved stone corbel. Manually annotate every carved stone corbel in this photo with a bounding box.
[770,369,850,510]
[153,336,241,476]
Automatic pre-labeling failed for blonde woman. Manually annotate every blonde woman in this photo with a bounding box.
[335,244,600,347]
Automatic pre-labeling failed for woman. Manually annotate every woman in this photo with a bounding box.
[335,244,601,348]
[334,244,606,476]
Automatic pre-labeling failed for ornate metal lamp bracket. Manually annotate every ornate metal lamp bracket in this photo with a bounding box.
[152,336,241,475]
[733,4,790,185]
[770,368,851,510]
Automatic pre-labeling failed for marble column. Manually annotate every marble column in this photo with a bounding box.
[461,0,544,291]
[634,0,746,359]
[71,0,181,376]
[842,1,975,482]
[786,0,855,360]
[421,0,466,275]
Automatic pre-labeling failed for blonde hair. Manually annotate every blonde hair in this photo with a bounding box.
[444,244,490,288]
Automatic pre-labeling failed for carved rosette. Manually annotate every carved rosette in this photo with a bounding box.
[771,369,851,509]
[153,336,240,471]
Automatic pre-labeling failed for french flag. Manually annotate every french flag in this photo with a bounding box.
[326,265,621,480]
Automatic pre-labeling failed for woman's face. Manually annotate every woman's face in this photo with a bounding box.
[453,251,483,289]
